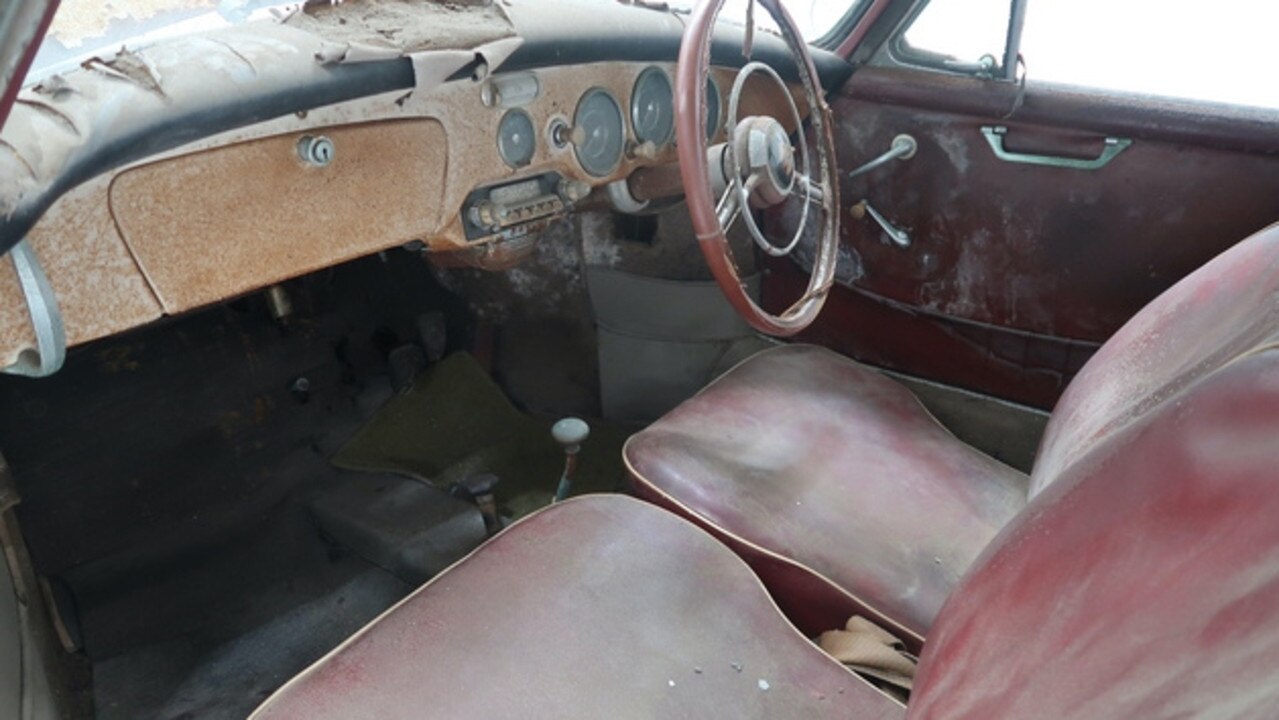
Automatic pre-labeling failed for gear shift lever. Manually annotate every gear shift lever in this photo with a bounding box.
[551,417,590,502]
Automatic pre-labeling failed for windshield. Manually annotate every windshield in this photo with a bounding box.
[669,0,852,42]
[29,0,287,82]
[30,0,853,83]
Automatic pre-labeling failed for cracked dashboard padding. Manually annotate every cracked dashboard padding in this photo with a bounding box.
[0,0,850,259]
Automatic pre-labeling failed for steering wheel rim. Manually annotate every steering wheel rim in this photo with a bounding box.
[675,0,841,337]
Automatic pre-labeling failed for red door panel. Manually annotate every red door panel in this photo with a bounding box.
[769,66,1279,409]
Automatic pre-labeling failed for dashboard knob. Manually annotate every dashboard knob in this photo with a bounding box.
[628,140,658,161]
[558,179,591,203]
[468,201,499,230]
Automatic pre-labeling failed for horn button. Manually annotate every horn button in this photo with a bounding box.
[733,116,796,208]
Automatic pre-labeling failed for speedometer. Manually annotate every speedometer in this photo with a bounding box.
[631,67,674,146]
[573,88,625,177]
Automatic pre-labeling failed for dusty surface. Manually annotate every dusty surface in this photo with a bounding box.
[0,43,805,363]
[285,0,514,54]
[109,118,447,313]
[48,0,213,49]
[0,176,162,369]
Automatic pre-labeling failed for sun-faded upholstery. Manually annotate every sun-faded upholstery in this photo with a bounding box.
[1031,222,1279,496]
[251,495,905,720]
[911,347,1279,719]
[625,345,1028,640]
[257,352,1279,720]
[627,223,1279,640]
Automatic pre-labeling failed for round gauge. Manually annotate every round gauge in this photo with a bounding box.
[705,76,722,140]
[497,109,536,168]
[573,88,625,177]
[631,66,674,146]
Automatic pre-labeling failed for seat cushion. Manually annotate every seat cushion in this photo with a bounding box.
[251,495,904,720]
[625,345,1027,641]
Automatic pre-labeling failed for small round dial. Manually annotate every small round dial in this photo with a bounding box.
[705,76,722,140]
[497,109,536,168]
[631,67,674,146]
[573,88,625,177]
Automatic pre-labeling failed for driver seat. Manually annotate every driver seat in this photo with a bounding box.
[625,222,1279,641]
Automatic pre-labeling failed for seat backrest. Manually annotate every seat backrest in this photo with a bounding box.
[908,346,1279,719]
[1031,223,1279,497]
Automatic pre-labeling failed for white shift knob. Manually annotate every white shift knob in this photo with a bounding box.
[552,417,590,450]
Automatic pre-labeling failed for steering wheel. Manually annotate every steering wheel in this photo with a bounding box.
[675,0,841,337]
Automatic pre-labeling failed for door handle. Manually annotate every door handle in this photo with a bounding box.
[980,126,1131,170]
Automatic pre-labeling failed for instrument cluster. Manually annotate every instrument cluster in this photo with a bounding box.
[473,65,723,243]
[492,65,721,176]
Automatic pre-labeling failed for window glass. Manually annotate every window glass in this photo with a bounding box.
[1021,0,1279,110]
[668,0,856,43]
[902,0,1013,73]
[32,0,285,81]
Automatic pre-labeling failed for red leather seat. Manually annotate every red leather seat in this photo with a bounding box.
[627,223,1279,639]
[909,344,1279,719]
[625,345,1027,642]
[256,338,1279,718]
[251,495,905,720]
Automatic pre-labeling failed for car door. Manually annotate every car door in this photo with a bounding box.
[766,0,1279,408]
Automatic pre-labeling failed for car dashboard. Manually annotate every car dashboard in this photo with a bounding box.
[0,0,848,372]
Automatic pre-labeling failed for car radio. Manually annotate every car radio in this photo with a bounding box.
[460,172,591,241]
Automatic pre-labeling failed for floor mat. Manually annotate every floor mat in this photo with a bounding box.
[331,352,633,518]
[84,505,411,720]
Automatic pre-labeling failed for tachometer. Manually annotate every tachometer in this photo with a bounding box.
[573,88,625,177]
[497,109,536,168]
[631,67,674,146]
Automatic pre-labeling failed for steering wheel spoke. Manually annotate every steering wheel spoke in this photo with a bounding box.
[676,0,841,336]
[715,182,743,230]
[795,173,824,204]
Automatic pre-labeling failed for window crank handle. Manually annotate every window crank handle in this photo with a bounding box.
[851,200,911,248]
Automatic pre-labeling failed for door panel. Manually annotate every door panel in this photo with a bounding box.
[770,65,1279,409]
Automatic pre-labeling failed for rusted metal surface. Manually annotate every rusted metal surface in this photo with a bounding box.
[0,176,162,369]
[110,118,448,313]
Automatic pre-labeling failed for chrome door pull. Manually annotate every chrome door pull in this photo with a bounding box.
[980,126,1131,170]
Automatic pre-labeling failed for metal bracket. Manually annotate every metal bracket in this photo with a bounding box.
[980,126,1132,170]
[3,241,66,378]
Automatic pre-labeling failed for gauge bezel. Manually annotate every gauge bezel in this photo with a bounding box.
[630,66,675,147]
[497,108,537,169]
[573,87,626,178]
